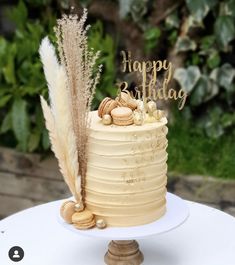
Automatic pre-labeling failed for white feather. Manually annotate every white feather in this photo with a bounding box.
[40,42,81,202]
[39,37,59,114]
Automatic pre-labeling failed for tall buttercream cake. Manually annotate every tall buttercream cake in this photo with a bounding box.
[85,110,168,226]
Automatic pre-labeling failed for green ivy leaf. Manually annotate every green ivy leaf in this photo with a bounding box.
[210,63,235,90]
[204,80,219,102]
[200,35,215,51]
[144,27,161,53]
[12,98,30,152]
[204,106,224,138]
[174,66,201,93]
[119,0,134,18]
[144,27,161,41]
[190,75,219,106]
[175,36,197,53]
[207,51,221,69]
[165,12,180,29]
[214,16,235,49]
[218,64,235,90]
[191,53,201,65]
[186,0,218,22]
[190,76,208,106]
[186,0,209,22]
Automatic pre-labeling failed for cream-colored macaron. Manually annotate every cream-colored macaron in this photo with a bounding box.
[111,107,134,126]
[116,92,137,110]
[72,209,96,230]
[98,97,118,118]
[60,201,76,224]
[98,97,111,118]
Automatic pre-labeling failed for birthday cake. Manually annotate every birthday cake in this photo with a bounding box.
[38,10,180,230]
[85,109,168,227]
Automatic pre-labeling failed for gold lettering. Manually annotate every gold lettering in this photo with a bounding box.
[119,51,187,109]
[178,89,187,110]
[121,51,132,72]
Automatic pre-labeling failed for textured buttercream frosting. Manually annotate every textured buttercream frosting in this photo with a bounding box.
[85,111,168,227]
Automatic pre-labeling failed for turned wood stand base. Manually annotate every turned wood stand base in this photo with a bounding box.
[104,240,144,265]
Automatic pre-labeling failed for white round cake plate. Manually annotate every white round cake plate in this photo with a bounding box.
[58,192,189,240]
[58,192,189,264]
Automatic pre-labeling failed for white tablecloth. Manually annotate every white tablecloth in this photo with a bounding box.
[0,200,235,265]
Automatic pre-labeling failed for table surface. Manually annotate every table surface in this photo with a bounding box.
[0,199,235,265]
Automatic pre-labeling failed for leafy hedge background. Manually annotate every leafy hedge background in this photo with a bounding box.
[0,0,234,178]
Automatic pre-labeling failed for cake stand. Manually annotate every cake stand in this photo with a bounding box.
[58,193,189,265]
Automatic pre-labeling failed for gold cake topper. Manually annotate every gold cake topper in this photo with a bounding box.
[119,51,187,110]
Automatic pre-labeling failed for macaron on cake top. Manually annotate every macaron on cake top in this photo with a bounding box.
[111,107,134,126]
[98,97,118,118]
[97,92,166,127]
[116,92,137,110]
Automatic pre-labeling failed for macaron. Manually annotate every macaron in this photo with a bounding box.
[116,92,137,110]
[73,219,96,230]
[98,97,118,118]
[111,107,134,126]
[98,97,111,118]
[60,201,76,224]
[72,209,96,230]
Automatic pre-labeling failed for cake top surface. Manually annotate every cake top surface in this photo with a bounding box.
[89,110,167,133]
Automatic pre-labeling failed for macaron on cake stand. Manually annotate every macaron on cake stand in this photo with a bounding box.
[59,192,189,265]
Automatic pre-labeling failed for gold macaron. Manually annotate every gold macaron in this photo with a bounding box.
[60,201,76,224]
[111,107,134,126]
[72,209,96,230]
[116,92,137,110]
[98,97,111,118]
[98,97,118,118]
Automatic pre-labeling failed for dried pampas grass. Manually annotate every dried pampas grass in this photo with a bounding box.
[39,9,101,205]
[54,10,102,195]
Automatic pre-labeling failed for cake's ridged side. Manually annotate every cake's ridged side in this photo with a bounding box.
[85,111,168,227]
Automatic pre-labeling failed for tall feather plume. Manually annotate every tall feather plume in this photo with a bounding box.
[39,38,81,202]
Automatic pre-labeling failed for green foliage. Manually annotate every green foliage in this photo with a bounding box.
[185,0,218,22]
[174,66,201,93]
[0,1,116,152]
[119,0,148,28]
[175,36,197,53]
[214,15,235,49]
[171,0,235,139]
[0,1,53,152]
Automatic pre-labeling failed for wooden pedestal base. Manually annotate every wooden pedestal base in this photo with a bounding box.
[104,240,144,265]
